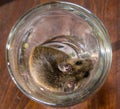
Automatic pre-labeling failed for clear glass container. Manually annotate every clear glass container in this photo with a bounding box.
[6,1,112,107]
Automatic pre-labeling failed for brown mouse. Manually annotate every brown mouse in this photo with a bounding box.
[29,46,93,93]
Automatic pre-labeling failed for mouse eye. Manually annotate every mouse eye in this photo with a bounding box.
[83,71,90,78]
[75,60,82,65]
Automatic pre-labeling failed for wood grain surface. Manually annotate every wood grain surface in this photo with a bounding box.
[0,0,119,109]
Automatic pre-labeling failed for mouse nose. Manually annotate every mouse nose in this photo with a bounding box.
[86,59,93,69]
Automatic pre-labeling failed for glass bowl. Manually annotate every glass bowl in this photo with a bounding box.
[6,1,112,107]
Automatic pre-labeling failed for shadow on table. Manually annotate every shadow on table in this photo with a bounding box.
[112,40,120,52]
[0,0,14,6]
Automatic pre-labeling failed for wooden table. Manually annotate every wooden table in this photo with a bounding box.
[0,0,119,109]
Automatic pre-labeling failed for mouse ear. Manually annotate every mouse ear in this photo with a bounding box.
[64,81,76,93]
[58,63,72,73]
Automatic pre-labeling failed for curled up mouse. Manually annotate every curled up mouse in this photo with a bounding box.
[29,46,93,93]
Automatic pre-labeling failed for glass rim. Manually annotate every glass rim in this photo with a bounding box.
[6,1,112,107]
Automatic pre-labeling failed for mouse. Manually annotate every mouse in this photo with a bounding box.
[29,46,93,93]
